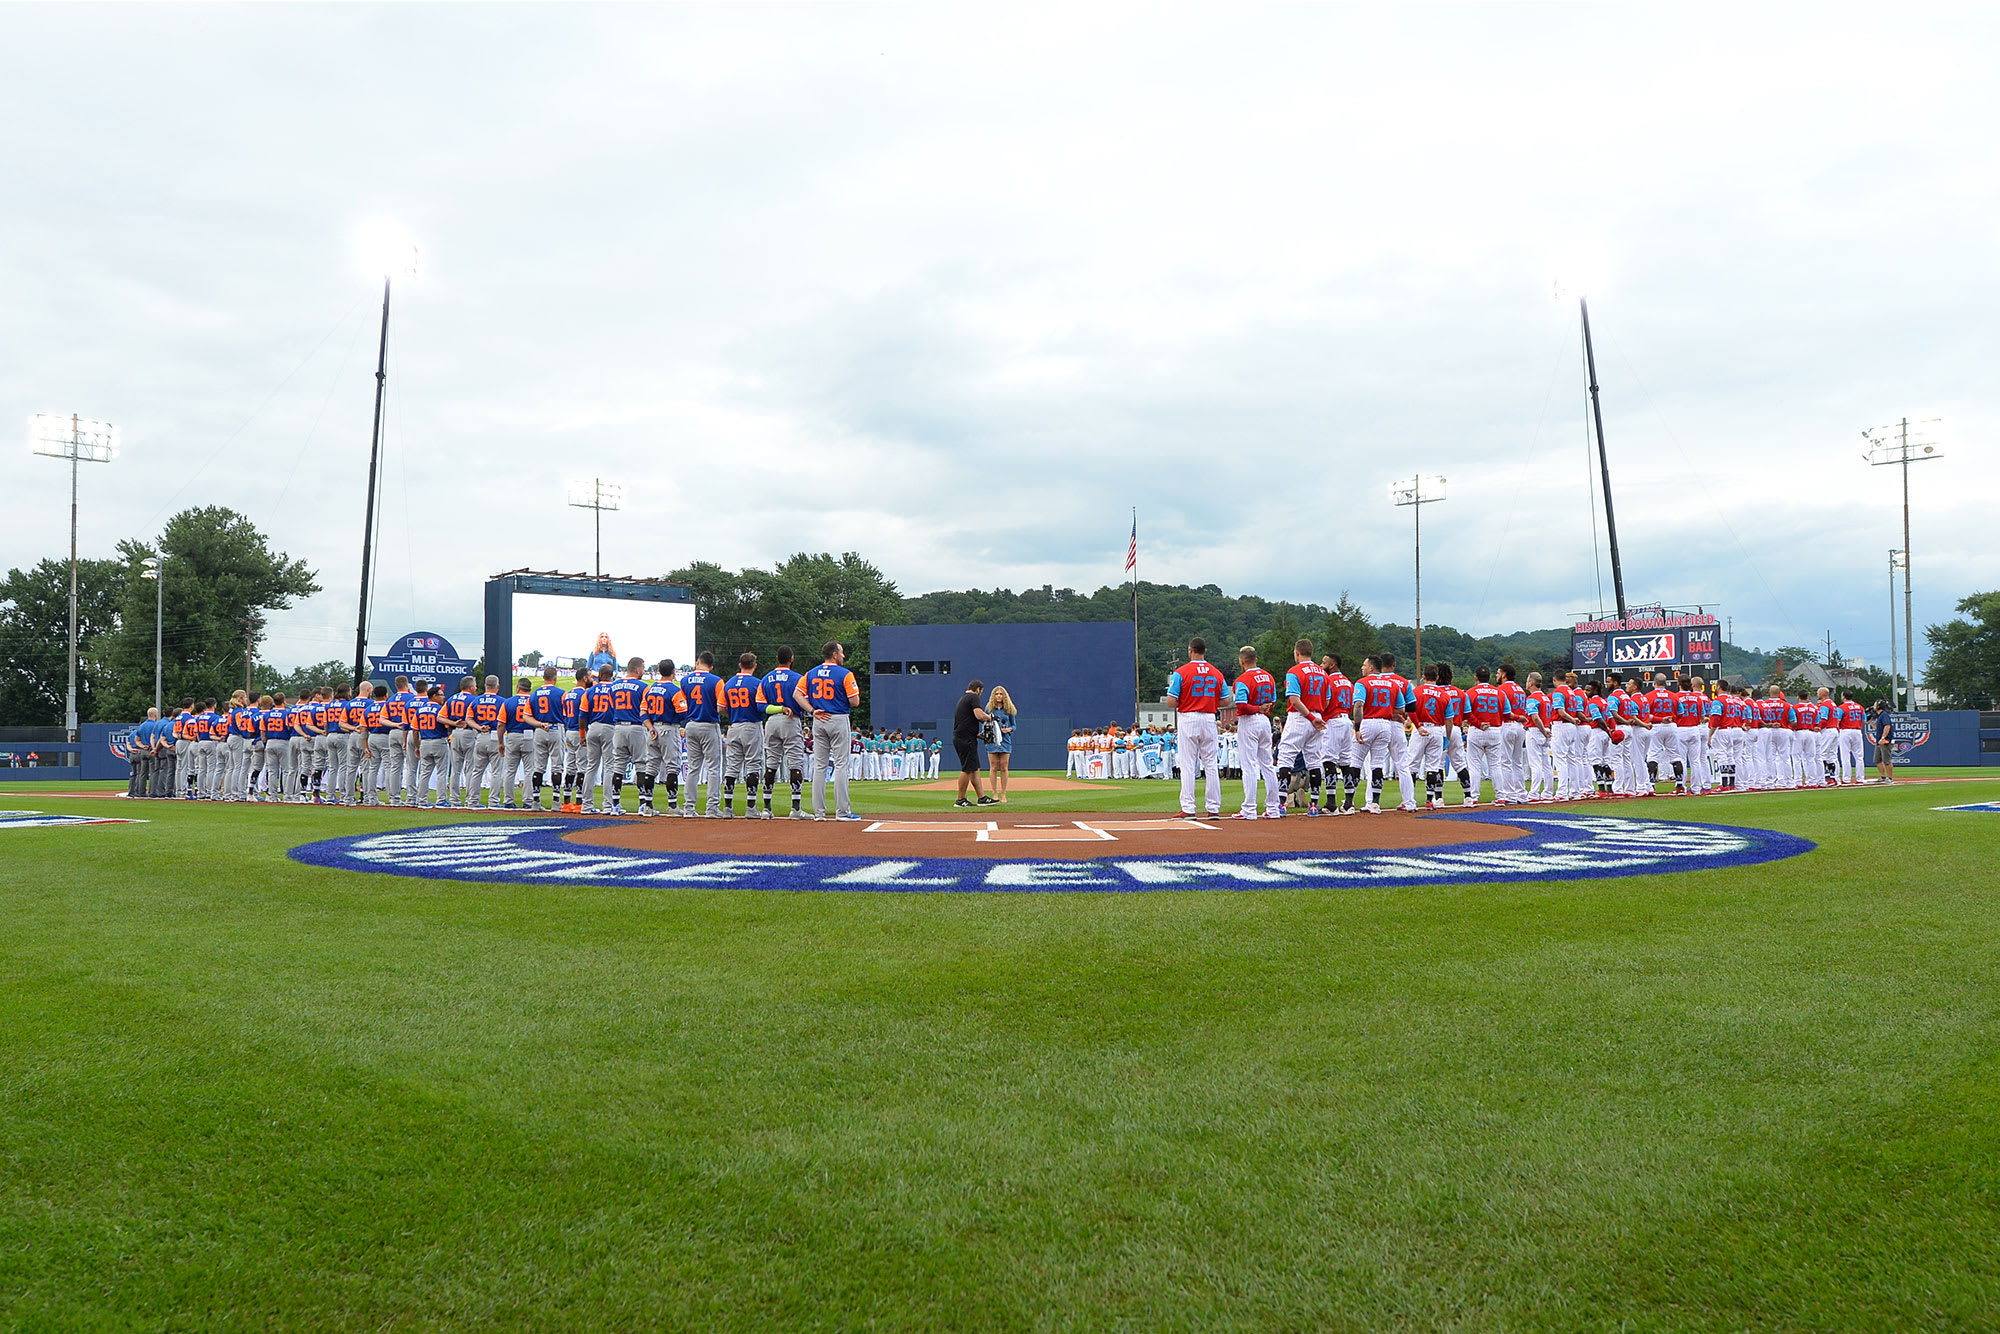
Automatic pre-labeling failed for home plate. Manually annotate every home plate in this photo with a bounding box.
[864,818,1215,842]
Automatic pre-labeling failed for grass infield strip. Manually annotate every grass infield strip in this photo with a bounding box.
[2,771,1998,1326]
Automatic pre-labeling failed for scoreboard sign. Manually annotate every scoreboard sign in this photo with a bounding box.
[1573,611,1721,670]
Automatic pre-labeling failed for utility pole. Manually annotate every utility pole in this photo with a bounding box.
[1580,299,1628,620]
[244,613,263,694]
[1888,549,1903,710]
[1390,475,1446,678]
[353,276,392,689]
[141,553,163,713]
[1863,418,1942,710]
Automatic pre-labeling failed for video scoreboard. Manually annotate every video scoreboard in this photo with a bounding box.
[1570,609,1721,672]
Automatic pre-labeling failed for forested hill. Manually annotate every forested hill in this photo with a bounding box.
[904,582,1775,698]
[648,555,1771,718]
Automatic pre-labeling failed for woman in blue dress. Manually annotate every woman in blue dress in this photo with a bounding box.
[984,685,1017,803]
[586,632,619,675]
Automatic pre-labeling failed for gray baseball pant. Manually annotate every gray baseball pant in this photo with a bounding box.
[446,730,475,804]
[724,722,764,812]
[376,732,407,803]
[581,726,614,811]
[530,729,561,806]
[264,738,289,800]
[681,722,724,816]
[224,734,250,800]
[469,732,500,803]
[611,723,648,806]
[501,736,537,806]
[763,713,803,780]
[414,738,449,804]
[342,733,366,803]
[810,716,853,818]
[645,725,679,803]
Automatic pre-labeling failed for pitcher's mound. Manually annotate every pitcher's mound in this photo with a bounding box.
[910,776,1102,792]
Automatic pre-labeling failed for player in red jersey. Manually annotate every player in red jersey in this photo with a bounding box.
[1319,654,1361,814]
[1410,664,1455,810]
[1521,672,1556,800]
[1276,642,1329,814]
[1495,664,1530,803]
[1836,691,1868,784]
[1231,646,1280,819]
[1548,674,1581,800]
[1461,666,1509,806]
[1167,638,1228,817]
[1381,653,1421,811]
[1349,654,1413,814]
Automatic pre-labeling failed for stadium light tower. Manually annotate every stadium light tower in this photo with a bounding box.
[1390,474,1446,677]
[568,477,625,577]
[30,413,119,742]
[140,553,163,714]
[1863,418,1941,712]
[351,221,420,688]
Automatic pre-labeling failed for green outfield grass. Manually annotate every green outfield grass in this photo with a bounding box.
[4,771,1999,1327]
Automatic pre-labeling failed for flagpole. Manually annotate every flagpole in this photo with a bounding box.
[1131,508,1140,727]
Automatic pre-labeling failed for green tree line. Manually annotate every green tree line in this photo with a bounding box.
[1,507,317,726]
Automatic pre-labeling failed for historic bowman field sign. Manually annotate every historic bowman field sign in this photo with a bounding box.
[289,810,1813,893]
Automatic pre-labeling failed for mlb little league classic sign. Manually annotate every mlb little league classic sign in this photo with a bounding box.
[367,631,477,685]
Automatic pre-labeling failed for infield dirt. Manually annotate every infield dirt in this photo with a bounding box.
[566,810,1528,861]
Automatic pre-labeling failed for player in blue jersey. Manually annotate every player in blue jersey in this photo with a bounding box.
[793,641,862,821]
[720,652,768,818]
[525,665,566,810]
[577,667,618,814]
[678,652,726,817]
[758,646,808,818]
[604,658,650,814]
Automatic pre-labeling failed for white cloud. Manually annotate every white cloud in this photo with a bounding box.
[2,5,1995,674]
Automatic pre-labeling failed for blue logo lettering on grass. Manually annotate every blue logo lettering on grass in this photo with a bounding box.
[0,810,144,830]
[287,811,1814,893]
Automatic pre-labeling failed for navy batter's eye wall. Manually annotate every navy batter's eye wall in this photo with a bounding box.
[483,573,695,680]
[871,622,1137,772]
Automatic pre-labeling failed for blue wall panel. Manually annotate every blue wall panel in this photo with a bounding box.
[871,623,1135,772]
[1887,710,2000,767]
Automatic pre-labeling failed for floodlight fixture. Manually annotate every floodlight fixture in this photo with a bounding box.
[1389,474,1447,507]
[354,219,421,279]
[568,477,626,576]
[30,412,119,462]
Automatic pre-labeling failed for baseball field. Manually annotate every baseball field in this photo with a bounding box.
[4,773,1999,1328]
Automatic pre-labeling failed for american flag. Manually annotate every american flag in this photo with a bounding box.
[1124,513,1137,573]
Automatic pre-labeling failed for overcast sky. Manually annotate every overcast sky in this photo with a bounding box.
[5,5,1995,673]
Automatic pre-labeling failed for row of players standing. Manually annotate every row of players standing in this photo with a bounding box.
[1163,637,1874,819]
[119,642,871,820]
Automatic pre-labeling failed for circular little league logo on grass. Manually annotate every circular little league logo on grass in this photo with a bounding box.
[0,809,146,830]
[288,810,1814,894]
